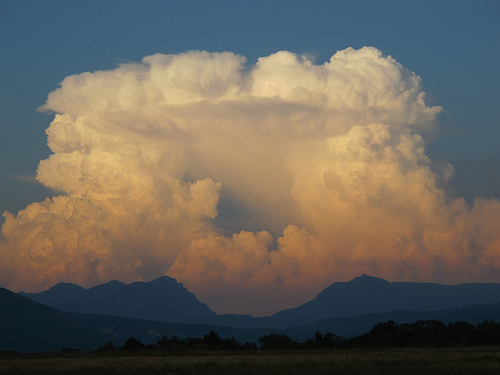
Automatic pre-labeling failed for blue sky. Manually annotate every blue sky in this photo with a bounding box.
[1,0,499,218]
[0,0,500,315]
[1,0,499,220]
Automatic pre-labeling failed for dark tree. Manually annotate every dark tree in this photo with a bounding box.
[97,341,115,352]
[124,336,145,351]
[203,330,224,349]
[259,333,298,351]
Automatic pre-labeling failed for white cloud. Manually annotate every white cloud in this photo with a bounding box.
[2,47,499,316]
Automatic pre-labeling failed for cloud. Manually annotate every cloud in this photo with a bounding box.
[2,47,500,316]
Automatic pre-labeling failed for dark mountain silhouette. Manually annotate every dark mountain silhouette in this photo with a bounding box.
[0,285,268,352]
[267,274,500,327]
[19,274,500,331]
[0,287,101,352]
[20,276,219,325]
[0,276,500,352]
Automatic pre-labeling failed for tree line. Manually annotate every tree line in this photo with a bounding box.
[92,319,500,354]
[351,319,500,348]
[3,319,500,357]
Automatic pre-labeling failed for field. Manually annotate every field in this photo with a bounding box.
[1,348,500,375]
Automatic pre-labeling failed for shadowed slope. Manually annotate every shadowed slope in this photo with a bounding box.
[0,288,101,352]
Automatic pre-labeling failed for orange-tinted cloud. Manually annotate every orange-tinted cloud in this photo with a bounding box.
[1,47,499,316]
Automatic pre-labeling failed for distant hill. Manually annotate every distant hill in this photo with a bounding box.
[64,312,307,347]
[267,274,500,327]
[0,288,101,352]
[291,303,500,338]
[20,276,219,325]
[67,302,500,344]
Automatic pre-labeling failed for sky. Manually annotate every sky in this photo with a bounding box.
[0,0,499,316]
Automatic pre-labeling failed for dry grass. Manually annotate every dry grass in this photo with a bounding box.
[1,348,500,374]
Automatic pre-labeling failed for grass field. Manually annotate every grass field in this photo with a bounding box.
[1,348,500,374]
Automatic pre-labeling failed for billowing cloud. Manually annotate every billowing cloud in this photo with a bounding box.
[2,47,500,316]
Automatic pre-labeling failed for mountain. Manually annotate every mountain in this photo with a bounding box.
[5,276,500,352]
[0,288,101,352]
[267,274,500,327]
[20,274,500,331]
[0,286,299,352]
[20,276,219,325]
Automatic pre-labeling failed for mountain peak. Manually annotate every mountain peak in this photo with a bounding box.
[106,280,126,286]
[350,274,389,284]
[147,275,178,287]
[50,282,85,291]
[314,275,388,301]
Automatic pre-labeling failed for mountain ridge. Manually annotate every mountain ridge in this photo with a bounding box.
[19,274,500,329]
[6,274,500,352]
[267,274,500,327]
[4,288,500,352]
[20,276,219,325]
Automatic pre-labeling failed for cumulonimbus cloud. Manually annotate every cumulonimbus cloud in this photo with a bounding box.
[1,47,499,315]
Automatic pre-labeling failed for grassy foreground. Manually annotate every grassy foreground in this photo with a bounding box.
[1,348,500,375]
